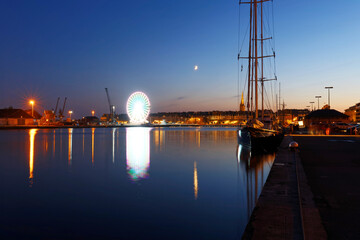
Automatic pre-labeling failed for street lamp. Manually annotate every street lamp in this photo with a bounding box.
[68,110,73,120]
[310,102,315,111]
[29,100,35,118]
[315,96,322,110]
[325,86,333,108]
[91,110,95,116]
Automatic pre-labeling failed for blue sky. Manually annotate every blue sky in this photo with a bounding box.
[0,0,359,118]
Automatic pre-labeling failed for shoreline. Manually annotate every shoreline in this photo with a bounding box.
[0,124,239,130]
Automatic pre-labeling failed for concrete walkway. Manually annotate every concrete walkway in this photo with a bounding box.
[293,135,360,240]
[242,136,326,240]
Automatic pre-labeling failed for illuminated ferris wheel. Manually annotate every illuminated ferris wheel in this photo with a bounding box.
[126,92,151,124]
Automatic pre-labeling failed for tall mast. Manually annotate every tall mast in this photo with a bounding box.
[239,0,274,120]
[247,0,253,116]
[279,82,281,120]
[261,1,264,121]
[254,0,258,119]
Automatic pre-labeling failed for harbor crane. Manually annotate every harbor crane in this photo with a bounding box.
[54,97,60,117]
[58,97,67,120]
[105,88,115,123]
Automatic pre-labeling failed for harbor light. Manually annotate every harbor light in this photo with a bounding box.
[29,100,35,118]
[91,110,95,116]
[68,110,73,120]
[310,101,315,111]
[315,96,322,110]
[325,86,333,109]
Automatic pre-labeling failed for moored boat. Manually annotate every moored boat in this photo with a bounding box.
[236,0,283,152]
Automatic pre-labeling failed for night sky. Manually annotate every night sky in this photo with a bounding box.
[1,0,359,118]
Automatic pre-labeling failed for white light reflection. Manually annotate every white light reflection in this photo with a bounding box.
[237,144,242,163]
[126,127,151,181]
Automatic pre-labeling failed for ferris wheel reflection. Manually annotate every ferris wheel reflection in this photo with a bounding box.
[126,127,152,181]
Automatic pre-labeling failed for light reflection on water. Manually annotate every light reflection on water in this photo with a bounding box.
[236,144,275,219]
[68,128,72,166]
[194,161,198,200]
[28,129,37,187]
[1,127,275,239]
[126,127,151,181]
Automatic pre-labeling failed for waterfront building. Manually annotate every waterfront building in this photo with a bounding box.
[277,109,310,125]
[0,108,36,126]
[356,103,360,123]
[304,109,349,127]
[24,109,42,120]
[344,105,357,122]
[80,116,100,126]
[149,111,249,125]
[344,103,360,123]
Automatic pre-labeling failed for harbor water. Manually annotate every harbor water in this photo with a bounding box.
[0,127,275,239]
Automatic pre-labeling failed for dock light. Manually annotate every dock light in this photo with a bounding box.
[29,100,35,118]
[315,96,322,110]
[325,87,333,109]
[310,102,315,111]
[68,110,73,120]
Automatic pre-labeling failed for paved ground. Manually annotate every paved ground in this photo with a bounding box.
[242,136,326,240]
[293,135,360,240]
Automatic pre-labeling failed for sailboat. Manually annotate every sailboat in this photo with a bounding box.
[237,0,283,152]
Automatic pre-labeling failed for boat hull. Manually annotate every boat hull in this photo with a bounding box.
[238,127,283,152]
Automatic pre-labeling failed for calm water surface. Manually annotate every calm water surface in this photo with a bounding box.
[0,127,275,239]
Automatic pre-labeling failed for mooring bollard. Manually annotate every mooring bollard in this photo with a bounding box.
[289,141,299,151]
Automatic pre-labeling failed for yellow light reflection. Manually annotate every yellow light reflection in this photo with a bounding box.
[196,130,201,148]
[112,128,116,163]
[194,161,198,200]
[126,127,151,181]
[154,128,159,150]
[29,129,37,187]
[68,128,73,166]
[82,128,85,156]
[53,130,56,158]
[92,128,95,166]
[45,135,48,152]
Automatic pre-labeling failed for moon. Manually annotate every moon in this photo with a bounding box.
[194,65,198,71]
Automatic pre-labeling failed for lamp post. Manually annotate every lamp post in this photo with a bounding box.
[91,110,95,116]
[29,100,35,118]
[325,86,333,108]
[306,105,310,111]
[68,110,73,121]
[315,96,322,110]
[310,102,315,111]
